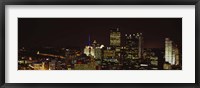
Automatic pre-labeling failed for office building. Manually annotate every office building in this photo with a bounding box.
[165,38,179,65]
[110,28,121,47]
[103,47,115,59]
[84,35,95,57]
[124,33,143,59]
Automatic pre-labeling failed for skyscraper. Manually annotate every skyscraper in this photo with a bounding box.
[137,33,143,58]
[110,28,121,47]
[103,47,115,59]
[124,33,143,59]
[165,38,179,65]
[165,38,173,64]
[84,35,95,57]
[84,37,102,59]
[93,40,102,59]
[174,45,180,65]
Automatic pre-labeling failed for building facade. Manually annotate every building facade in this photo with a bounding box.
[110,28,121,47]
[124,33,143,59]
[165,38,179,65]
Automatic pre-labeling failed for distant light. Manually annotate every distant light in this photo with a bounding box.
[29,57,32,60]
[107,47,111,50]
[140,64,148,66]
[37,51,40,54]
[100,45,104,49]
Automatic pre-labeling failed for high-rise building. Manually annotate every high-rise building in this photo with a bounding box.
[93,40,102,59]
[165,38,179,65]
[174,45,180,65]
[165,38,173,64]
[84,37,102,60]
[110,28,121,47]
[124,33,143,59]
[125,34,137,59]
[137,33,143,58]
[109,28,121,63]
[103,47,115,59]
[84,46,95,56]
[94,48,102,59]
[84,35,95,57]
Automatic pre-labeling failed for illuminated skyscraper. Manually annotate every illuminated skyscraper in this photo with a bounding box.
[174,45,180,65]
[109,28,121,62]
[93,40,102,59]
[165,38,179,65]
[84,35,95,57]
[137,33,143,58]
[103,47,115,59]
[84,37,102,59]
[125,34,138,59]
[165,38,173,64]
[124,33,143,59]
[110,28,121,47]
[94,47,102,59]
[84,46,95,57]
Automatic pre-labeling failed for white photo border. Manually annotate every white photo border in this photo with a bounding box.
[5,5,195,83]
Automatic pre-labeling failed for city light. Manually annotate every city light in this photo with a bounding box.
[18,18,182,70]
[18,28,182,70]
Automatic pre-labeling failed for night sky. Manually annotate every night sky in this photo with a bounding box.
[18,18,182,49]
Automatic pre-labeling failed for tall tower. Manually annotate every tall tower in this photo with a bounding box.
[137,33,143,58]
[165,38,174,65]
[110,28,121,47]
[165,38,180,65]
[165,38,172,64]
[124,33,143,59]
[125,34,138,49]
[84,35,94,56]
[174,45,179,65]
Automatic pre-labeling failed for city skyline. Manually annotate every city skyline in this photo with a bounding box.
[18,18,182,70]
[18,18,182,49]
